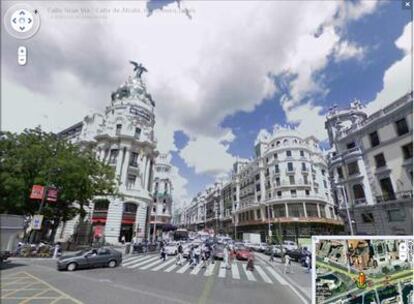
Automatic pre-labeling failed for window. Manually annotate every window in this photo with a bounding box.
[273,205,285,217]
[300,150,304,157]
[286,150,292,157]
[374,153,387,168]
[289,175,295,185]
[283,139,288,145]
[306,203,318,217]
[255,174,260,180]
[256,184,261,192]
[256,209,261,219]
[402,143,413,160]
[346,142,356,149]
[277,191,282,197]
[369,131,380,147]
[290,189,297,197]
[275,164,280,173]
[130,152,138,167]
[387,209,405,222]
[323,180,327,188]
[109,149,118,164]
[288,203,304,217]
[116,124,122,135]
[274,153,278,160]
[287,162,294,172]
[320,205,326,218]
[305,190,310,196]
[352,184,365,202]
[276,141,281,146]
[303,175,308,184]
[321,169,325,176]
[395,118,409,136]
[301,162,307,171]
[126,175,136,189]
[347,161,360,175]
[379,177,395,201]
[275,177,280,186]
[361,213,374,223]
[135,127,141,139]
[124,202,137,213]
[337,167,344,179]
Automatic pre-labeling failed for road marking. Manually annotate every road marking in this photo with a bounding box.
[127,256,159,269]
[218,262,226,278]
[140,258,166,270]
[164,263,179,272]
[176,262,191,274]
[19,289,50,304]
[231,263,240,279]
[255,265,273,284]
[122,255,154,266]
[203,263,216,277]
[265,266,288,285]
[151,258,176,271]
[242,264,256,281]
[190,262,204,275]
[122,255,143,263]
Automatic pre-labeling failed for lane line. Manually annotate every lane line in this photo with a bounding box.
[164,263,179,272]
[122,255,144,263]
[231,263,240,280]
[151,258,176,271]
[218,262,226,278]
[140,258,166,270]
[242,264,256,281]
[19,289,50,304]
[265,266,288,285]
[203,263,216,277]
[176,262,191,274]
[127,256,159,269]
[122,255,153,267]
[190,263,204,275]
[255,265,273,284]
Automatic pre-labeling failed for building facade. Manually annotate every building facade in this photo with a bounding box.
[150,153,174,241]
[56,62,158,244]
[325,93,413,235]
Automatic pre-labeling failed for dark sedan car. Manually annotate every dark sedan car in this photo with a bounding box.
[213,244,225,260]
[57,247,122,271]
[287,248,311,265]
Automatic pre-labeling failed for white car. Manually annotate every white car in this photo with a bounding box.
[282,241,298,252]
[164,244,178,255]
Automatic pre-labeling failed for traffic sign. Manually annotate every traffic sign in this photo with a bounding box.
[30,185,45,200]
[31,214,44,230]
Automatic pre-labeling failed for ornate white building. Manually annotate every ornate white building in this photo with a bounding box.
[56,62,158,244]
[325,92,413,235]
[150,153,173,241]
[232,127,343,241]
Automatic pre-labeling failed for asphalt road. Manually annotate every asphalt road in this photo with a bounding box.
[0,254,309,304]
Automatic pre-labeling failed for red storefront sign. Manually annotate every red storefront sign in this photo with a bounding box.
[46,188,58,202]
[30,185,45,200]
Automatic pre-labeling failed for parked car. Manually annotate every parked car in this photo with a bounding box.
[287,247,311,265]
[282,240,298,252]
[249,243,268,252]
[213,244,226,260]
[57,247,122,271]
[164,243,178,255]
[264,245,285,257]
[235,245,253,261]
[234,242,245,250]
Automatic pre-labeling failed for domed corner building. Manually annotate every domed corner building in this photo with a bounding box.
[232,126,344,242]
[55,62,158,245]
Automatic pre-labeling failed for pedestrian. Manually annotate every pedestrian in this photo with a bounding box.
[247,255,254,271]
[269,246,275,262]
[143,239,148,255]
[177,242,183,265]
[188,246,194,264]
[194,245,201,265]
[223,245,230,270]
[209,243,215,264]
[160,245,166,262]
[121,235,126,245]
[305,255,311,273]
[284,254,293,274]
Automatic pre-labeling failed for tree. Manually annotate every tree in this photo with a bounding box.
[0,128,118,240]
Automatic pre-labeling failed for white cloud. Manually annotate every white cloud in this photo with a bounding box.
[334,41,365,62]
[365,21,412,115]
[285,103,327,140]
[179,135,236,176]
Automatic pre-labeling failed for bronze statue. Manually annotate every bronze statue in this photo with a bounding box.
[129,61,148,79]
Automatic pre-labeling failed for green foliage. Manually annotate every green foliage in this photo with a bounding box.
[0,127,118,223]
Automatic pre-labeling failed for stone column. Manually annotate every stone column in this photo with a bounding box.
[317,203,321,218]
[104,198,123,244]
[285,203,289,217]
[303,202,308,218]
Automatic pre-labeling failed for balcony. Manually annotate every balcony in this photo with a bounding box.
[129,161,138,168]
[375,191,413,203]
[285,168,295,175]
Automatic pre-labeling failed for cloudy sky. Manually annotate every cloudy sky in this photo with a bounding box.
[1,0,412,208]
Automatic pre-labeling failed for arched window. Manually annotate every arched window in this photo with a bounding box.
[352,184,365,202]
[283,139,288,145]
[94,199,110,211]
[276,141,281,146]
[123,202,138,213]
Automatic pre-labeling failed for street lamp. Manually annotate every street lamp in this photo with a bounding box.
[337,185,354,235]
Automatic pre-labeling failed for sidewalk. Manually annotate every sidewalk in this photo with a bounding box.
[255,252,312,303]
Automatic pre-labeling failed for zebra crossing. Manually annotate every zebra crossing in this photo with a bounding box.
[120,255,288,285]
